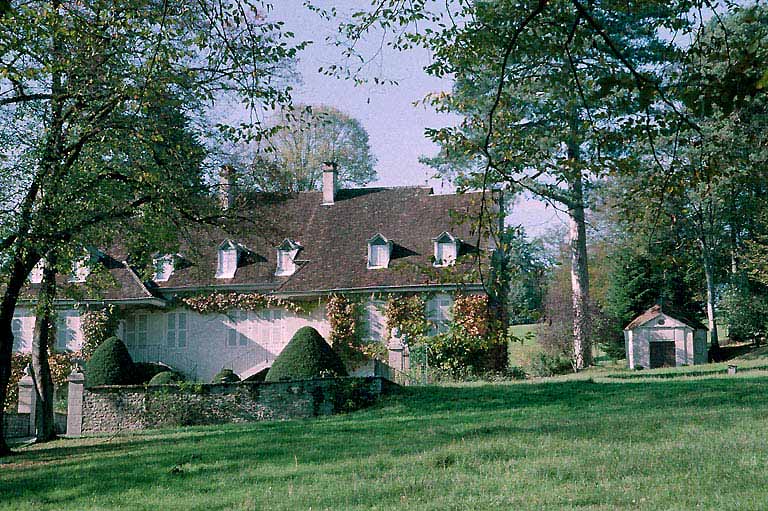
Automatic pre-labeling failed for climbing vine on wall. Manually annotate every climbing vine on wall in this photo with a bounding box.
[180,292,305,315]
[326,294,384,366]
[6,352,76,411]
[80,305,119,360]
[384,294,429,342]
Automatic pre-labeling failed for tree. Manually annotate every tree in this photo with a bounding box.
[0,0,299,454]
[231,105,377,192]
[310,0,711,370]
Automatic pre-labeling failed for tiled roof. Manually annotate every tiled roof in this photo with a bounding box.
[624,304,708,331]
[152,187,490,296]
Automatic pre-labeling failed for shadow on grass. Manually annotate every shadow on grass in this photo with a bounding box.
[4,376,768,508]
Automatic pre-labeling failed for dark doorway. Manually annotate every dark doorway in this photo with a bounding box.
[650,341,676,368]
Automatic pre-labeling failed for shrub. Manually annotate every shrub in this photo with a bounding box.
[85,336,134,387]
[131,362,169,384]
[211,368,240,384]
[148,371,184,385]
[265,326,348,382]
[526,352,573,377]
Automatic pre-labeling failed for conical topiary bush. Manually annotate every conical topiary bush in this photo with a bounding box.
[265,326,348,382]
[85,336,134,387]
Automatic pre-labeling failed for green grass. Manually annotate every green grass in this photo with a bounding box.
[5,373,768,510]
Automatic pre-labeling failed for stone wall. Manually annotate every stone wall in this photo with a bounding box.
[3,412,31,438]
[69,376,392,436]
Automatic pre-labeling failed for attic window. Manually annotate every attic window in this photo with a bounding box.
[69,258,91,283]
[29,260,44,284]
[367,234,393,269]
[433,232,458,267]
[216,240,240,279]
[153,255,175,282]
[275,239,301,277]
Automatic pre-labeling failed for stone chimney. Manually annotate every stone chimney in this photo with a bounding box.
[322,161,338,205]
[219,165,236,210]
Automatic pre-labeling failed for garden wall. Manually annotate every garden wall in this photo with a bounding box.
[67,375,393,436]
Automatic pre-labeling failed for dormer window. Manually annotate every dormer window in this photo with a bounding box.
[216,240,240,279]
[69,257,91,283]
[367,234,393,269]
[29,260,45,284]
[153,254,175,282]
[433,232,458,267]
[275,239,301,277]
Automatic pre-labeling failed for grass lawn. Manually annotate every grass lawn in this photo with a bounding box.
[4,372,768,510]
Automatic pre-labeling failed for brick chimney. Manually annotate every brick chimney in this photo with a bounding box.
[219,165,235,210]
[322,161,338,205]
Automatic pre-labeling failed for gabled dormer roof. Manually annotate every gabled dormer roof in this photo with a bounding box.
[432,231,457,243]
[277,238,302,251]
[367,233,390,245]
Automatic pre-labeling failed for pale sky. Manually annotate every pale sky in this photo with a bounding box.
[268,1,564,237]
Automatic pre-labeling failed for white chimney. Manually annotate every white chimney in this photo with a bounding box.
[219,165,235,210]
[322,161,338,205]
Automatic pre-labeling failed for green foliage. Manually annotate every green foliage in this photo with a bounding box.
[148,371,184,385]
[80,306,119,360]
[265,327,348,382]
[85,337,134,387]
[231,105,377,192]
[211,369,241,384]
[720,282,768,344]
[526,352,574,378]
[384,295,428,343]
[131,363,170,385]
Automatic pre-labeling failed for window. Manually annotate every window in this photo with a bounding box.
[56,316,75,352]
[12,318,22,351]
[125,314,149,347]
[166,312,187,348]
[216,240,240,279]
[367,234,392,269]
[227,310,249,347]
[363,300,386,342]
[427,295,453,335]
[29,260,44,284]
[275,239,301,277]
[433,232,458,267]
[153,255,174,282]
[69,258,91,283]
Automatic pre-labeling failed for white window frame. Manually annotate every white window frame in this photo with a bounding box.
[275,249,299,276]
[69,258,91,283]
[29,260,44,284]
[216,247,239,279]
[125,314,149,347]
[166,312,187,349]
[433,232,458,267]
[427,295,453,335]
[56,315,75,352]
[367,234,393,269]
[153,255,175,282]
[12,318,23,351]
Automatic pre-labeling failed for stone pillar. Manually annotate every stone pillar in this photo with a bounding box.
[66,370,85,437]
[17,366,35,437]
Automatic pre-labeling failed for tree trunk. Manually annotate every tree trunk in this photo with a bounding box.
[569,172,592,371]
[0,256,36,456]
[703,249,720,352]
[31,257,58,442]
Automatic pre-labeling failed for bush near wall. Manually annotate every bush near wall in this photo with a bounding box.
[266,327,348,382]
[85,337,135,387]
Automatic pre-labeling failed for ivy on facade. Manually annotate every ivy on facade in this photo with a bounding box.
[326,294,384,366]
[384,294,429,342]
[6,352,76,411]
[179,292,305,315]
[80,305,119,360]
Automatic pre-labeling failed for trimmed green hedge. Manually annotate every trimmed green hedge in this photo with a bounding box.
[265,326,348,382]
[211,369,240,384]
[148,371,184,385]
[132,362,168,384]
[85,336,134,387]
